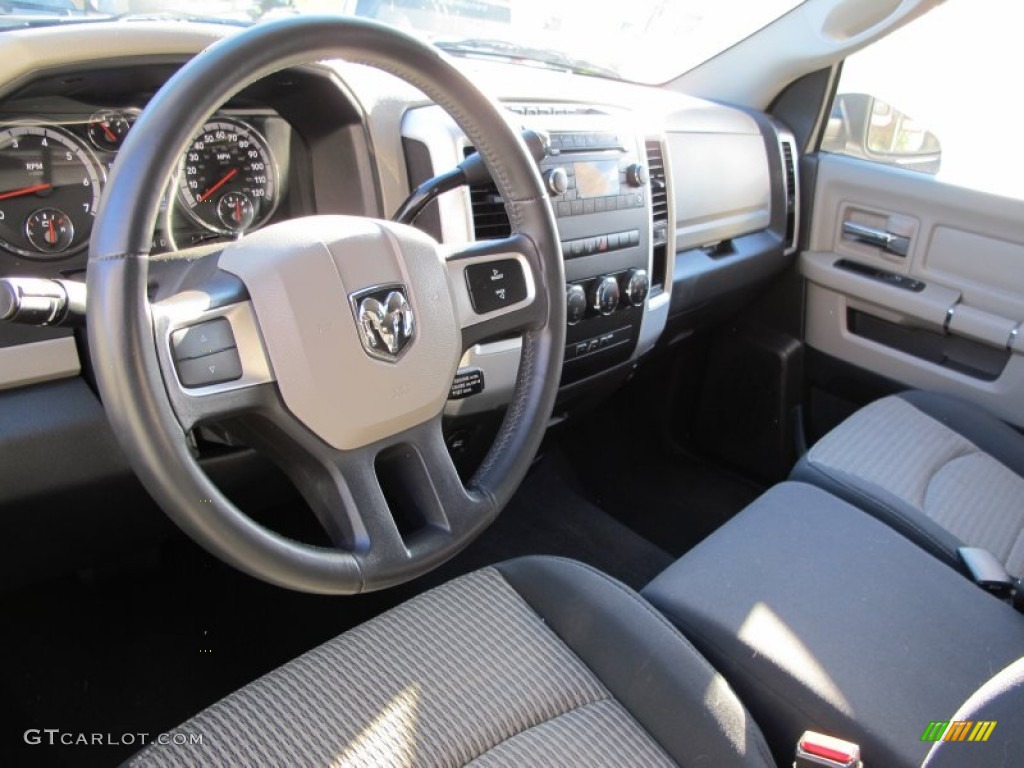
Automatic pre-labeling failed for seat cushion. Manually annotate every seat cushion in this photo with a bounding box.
[127,556,773,768]
[792,391,1024,577]
[642,482,1024,768]
[923,657,1024,767]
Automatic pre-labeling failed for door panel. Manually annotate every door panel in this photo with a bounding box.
[802,153,1024,426]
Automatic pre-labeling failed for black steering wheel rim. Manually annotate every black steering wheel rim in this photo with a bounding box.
[86,16,565,594]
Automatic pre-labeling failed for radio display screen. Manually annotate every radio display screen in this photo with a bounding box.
[574,160,620,198]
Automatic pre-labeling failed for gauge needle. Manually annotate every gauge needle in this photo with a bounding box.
[0,182,51,201]
[48,217,56,244]
[235,200,242,223]
[198,168,237,202]
[100,123,117,142]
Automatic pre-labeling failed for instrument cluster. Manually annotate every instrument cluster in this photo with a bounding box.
[0,109,287,260]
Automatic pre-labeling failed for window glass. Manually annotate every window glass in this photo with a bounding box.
[821,0,1024,201]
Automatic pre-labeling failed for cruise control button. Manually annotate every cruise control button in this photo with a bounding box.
[464,258,528,314]
[171,317,236,362]
[176,347,243,388]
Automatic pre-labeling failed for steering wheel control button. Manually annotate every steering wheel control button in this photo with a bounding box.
[448,367,485,400]
[464,259,527,314]
[171,318,237,361]
[175,347,243,388]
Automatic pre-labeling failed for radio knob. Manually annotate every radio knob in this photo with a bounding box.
[592,276,620,316]
[566,284,587,325]
[625,163,648,187]
[624,269,650,306]
[543,168,569,196]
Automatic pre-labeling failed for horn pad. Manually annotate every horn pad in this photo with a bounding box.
[219,215,460,450]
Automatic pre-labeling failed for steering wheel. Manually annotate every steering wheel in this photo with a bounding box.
[86,17,565,594]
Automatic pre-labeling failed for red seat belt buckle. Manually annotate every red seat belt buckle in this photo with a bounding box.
[794,731,863,768]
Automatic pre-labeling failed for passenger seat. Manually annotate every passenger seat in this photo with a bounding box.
[791,391,1024,577]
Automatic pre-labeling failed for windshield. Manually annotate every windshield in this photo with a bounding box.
[0,0,805,83]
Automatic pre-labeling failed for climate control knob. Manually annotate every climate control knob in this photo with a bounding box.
[624,269,650,306]
[592,276,620,316]
[543,168,569,196]
[566,283,587,325]
[625,163,648,187]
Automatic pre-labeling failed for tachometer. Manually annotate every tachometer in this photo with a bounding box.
[0,125,103,258]
[177,119,278,235]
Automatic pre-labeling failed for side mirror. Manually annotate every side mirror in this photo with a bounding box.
[822,93,941,174]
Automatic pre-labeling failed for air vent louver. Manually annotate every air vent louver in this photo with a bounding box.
[645,140,668,224]
[780,139,798,253]
[464,146,510,241]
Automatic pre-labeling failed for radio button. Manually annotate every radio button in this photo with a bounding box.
[626,163,648,187]
[543,168,569,196]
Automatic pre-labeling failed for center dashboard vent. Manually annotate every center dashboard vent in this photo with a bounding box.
[464,146,510,241]
[645,139,668,225]
[645,138,669,294]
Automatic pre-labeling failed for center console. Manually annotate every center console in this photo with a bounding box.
[541,130,653,384]
[401,104,673,420]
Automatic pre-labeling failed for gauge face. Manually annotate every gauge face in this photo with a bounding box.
[87,110,132,152]
[0,125,103,258]
[26,208,74,253]
[177,119,278,235]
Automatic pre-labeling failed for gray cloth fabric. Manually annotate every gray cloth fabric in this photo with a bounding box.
[899,390,1024,479]
[923,657,1024,767]
[793,393,1024,577]
[128,557,771,768]
[642,482,1024,768]
[497,556,776,768]
[466,699,673,768]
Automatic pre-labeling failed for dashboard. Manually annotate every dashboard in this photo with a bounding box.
[0,109,291,259]
[0,20,799,585]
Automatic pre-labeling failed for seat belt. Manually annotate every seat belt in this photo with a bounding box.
[794,731,862,768]
[958,547,1024,613]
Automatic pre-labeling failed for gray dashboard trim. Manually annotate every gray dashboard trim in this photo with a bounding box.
[0,336,80,391]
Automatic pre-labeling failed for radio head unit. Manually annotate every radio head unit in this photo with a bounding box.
[542,132,648,222]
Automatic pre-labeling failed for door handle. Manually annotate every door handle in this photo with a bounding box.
[842,221,910,257]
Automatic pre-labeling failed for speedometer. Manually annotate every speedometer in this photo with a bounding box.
[177,119,278,235]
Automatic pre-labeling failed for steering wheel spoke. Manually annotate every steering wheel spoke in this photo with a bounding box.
[226,399,492,589]
[147,246,276,433]
[446,234,551,350]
